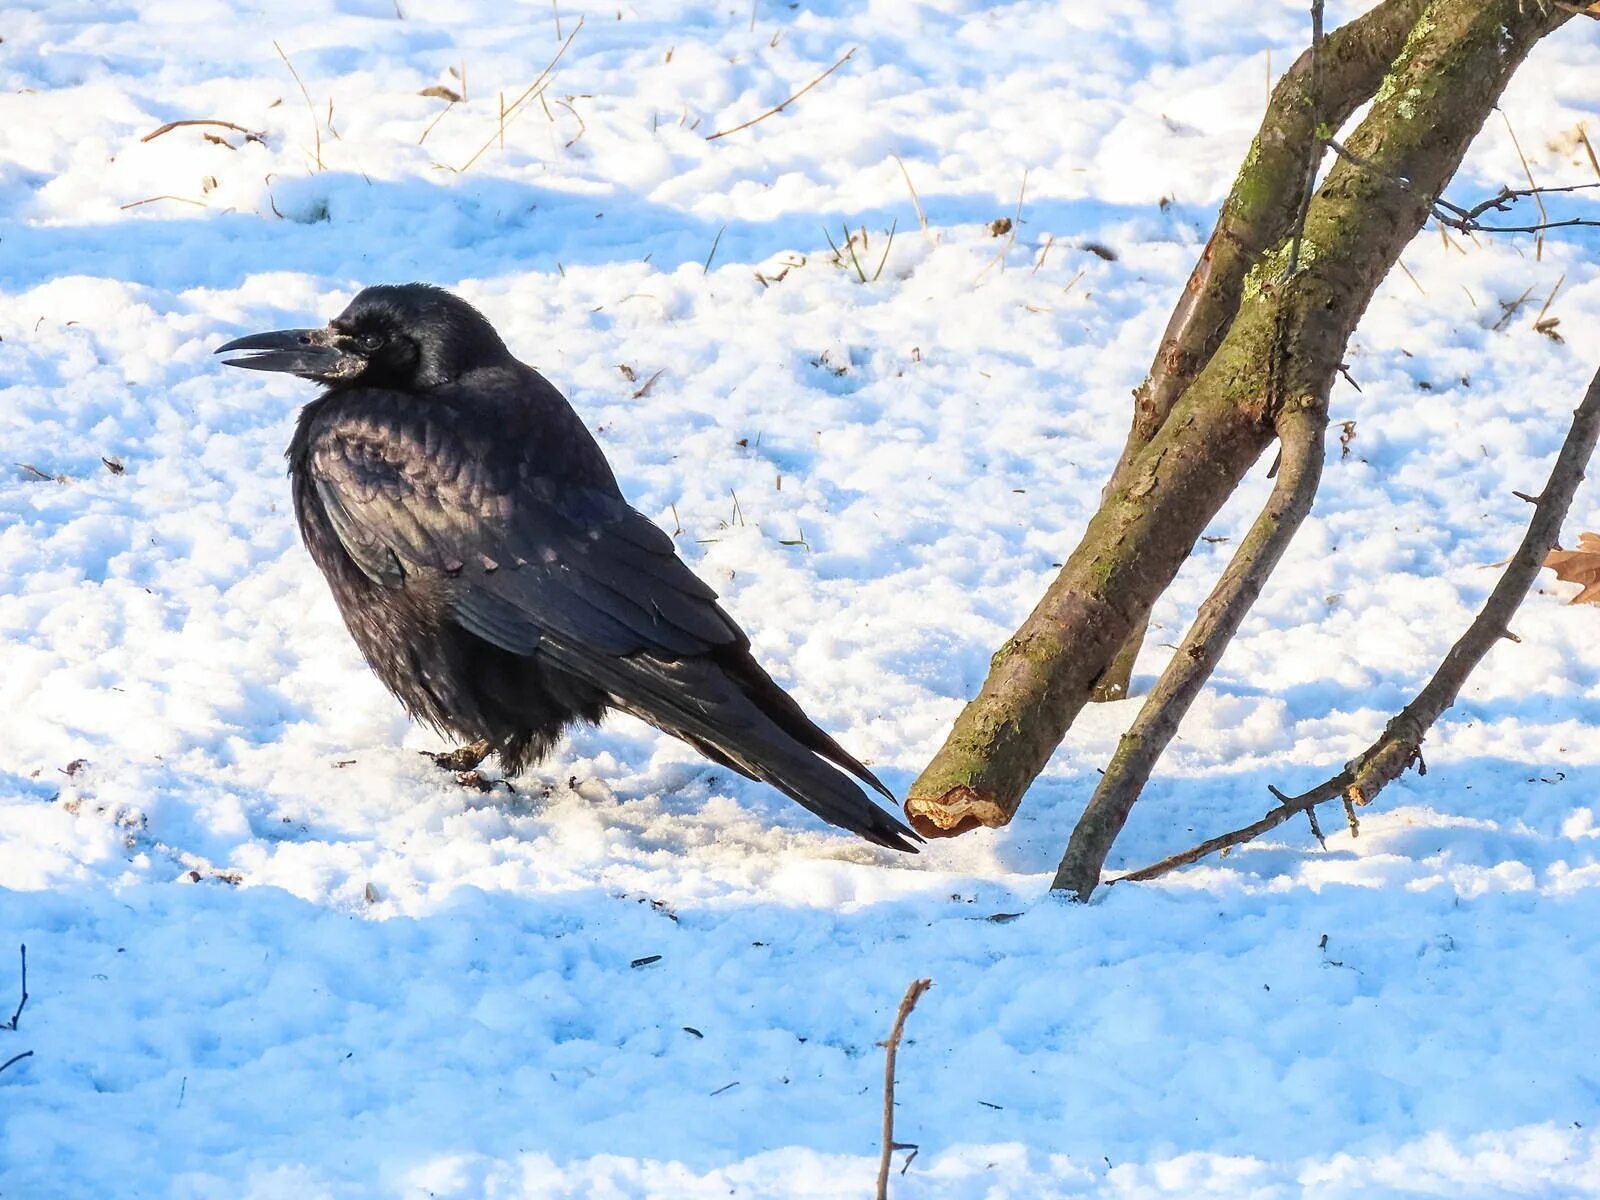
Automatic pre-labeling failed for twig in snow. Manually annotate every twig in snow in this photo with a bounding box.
[273,41,323,171]
[1113,362,1600,884]
[876,977,932,1200]
[0,1051,33,1077]
[705,47,856,141]
[4,946,25,1031]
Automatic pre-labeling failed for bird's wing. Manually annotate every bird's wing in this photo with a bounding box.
[305,404,742,660]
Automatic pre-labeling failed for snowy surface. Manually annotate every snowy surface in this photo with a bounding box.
[4,1,1600,1196]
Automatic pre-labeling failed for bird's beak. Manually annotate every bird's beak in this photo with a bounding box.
[214,327,354,379]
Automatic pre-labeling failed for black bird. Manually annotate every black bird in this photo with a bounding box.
[217,283,917,851]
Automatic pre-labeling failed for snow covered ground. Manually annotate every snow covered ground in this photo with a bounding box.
[4,1,1600,1195]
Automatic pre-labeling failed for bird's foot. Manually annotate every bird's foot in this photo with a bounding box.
[422,738,493,772]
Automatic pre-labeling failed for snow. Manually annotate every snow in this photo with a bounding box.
[3,1,1600,1196]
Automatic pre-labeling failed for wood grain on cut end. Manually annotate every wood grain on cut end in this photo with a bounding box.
[904,786,1010,838]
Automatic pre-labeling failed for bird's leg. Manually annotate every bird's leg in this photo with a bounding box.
[422,738,493,772]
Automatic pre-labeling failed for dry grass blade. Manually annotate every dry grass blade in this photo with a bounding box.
[706,47,857,141]
[459,19,583,171]
[273,40,323,171]
[141,119,262,144]
[892,154,929,237]
[119,194,208,210]
[1500,112,1547,259]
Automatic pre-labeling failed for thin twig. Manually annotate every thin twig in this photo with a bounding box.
[458,20,583,171]
[1284,0,1326,278]
[0,1051,33,1076]
[705,47,856,141]
[877,978,932,1200]
[4,946,24,1031]
[1114,362,1600,884]
[140,119,261,144]
[273,41,323,171]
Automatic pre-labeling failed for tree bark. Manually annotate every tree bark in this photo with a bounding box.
[905,0,1571,839]
[1089,0,1428,702]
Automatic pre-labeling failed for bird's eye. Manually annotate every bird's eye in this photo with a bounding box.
[357,331,385,352]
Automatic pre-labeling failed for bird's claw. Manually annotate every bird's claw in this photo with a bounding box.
[421,739,493,772]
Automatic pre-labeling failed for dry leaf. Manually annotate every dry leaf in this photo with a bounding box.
[419,85,462,102]
[1546,531,1600,604]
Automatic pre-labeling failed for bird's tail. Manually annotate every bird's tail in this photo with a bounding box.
[562,645,920,851]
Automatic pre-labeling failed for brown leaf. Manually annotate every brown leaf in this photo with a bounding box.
[1546,531,1600,604]
[418,85,461,103]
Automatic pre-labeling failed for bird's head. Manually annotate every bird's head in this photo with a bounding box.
[215,283,511,390]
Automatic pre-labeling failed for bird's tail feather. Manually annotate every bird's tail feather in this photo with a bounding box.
[552,643,919,851]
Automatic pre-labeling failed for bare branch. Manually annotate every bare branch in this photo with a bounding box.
[877,978,932,1200]
[1114,362,1600,884]
[1053,399,1327,900]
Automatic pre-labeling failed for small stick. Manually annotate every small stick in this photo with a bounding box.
[552,0,562,39]
[4,945,25,1030]
[892,154,929,236]
[876,978,932,1200]
[273,40,323,171]
[140,119,260,144]
[706,47,856,141]
[1396,258,1425,296]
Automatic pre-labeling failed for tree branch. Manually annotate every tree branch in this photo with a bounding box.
[905,0,1571,840]
[1114,361,1600,885]
[1091,0,1427,702]
[876,978,931,1200]
[1053,401,1327,900]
